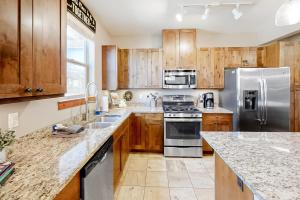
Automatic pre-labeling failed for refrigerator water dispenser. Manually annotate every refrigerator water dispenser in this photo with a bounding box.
[243,90,258,111]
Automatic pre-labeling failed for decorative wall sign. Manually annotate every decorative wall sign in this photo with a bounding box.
[67,0,96,33]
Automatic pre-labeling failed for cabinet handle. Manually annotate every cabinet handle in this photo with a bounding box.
[36,88,44,92]
[25,88,33,93]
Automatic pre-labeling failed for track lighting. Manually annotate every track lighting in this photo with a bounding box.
[232,4,243,20]
[275,0,300,26]
[201,6,210,20]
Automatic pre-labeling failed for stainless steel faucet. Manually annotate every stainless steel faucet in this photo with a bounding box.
[82,82,99,121]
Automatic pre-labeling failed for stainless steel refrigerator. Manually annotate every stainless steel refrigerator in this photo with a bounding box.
[219,67,290,132]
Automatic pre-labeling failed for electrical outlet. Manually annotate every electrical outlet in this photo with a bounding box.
[8,112,19,130]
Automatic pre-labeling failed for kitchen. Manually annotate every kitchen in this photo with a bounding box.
[0,0,300,200]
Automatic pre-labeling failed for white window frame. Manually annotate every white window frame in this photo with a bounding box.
[66,26,90,98]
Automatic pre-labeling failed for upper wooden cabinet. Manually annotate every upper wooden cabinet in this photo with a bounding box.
[0,0,66,99]
[102,45,118,90]
[0,0,33,99]
[126,49,162,89]
[162,29,197,69]
[33,0,66,96]
[197,48,226,89]
[118,49,129,89]
[257,42,280,67]
[226,47,257,68]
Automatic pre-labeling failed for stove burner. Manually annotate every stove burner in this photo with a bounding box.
[163,105,200,113]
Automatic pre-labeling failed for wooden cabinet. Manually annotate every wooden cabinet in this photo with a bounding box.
[257,42,280,67]
[163,29,197,69]
[113,118,129,190]
[127,49,162,89]
[295,88,300,132]
[130,113,146,150]
[145,114,164,152]
[147,49,163,88]
[226,47,257,68]
[33,0,66,96]
[130,113,164,152]
[0,0,33,99]
[215,154,253,200]
[197,48,226,89]
[241,47,257,67]
[211,48,226,89]
[202,113,233,153]
[54,172,80,200]
[102,45,118,90]
[118,49,129,89]
[0,0,66,99]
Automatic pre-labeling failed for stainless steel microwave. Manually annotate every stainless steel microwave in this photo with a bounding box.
[163,70,197,89]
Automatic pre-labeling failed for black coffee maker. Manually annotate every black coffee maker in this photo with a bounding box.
[203,92,214,109]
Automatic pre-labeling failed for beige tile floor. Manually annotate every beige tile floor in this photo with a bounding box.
[115,153,215,200]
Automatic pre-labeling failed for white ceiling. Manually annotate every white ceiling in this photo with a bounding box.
[83,0,300,42]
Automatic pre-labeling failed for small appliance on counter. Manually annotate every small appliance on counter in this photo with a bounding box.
[203,92,214,109]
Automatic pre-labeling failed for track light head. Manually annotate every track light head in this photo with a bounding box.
[232,4,243,20]
[201,6,210,20]
[176,13,183,22]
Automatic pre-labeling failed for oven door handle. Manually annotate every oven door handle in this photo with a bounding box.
[164,118,202,122]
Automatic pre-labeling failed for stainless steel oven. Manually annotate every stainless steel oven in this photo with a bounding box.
[163,70,197,89]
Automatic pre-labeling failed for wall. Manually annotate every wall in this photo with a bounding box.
[113,29,260,49]
[0,14,114,138]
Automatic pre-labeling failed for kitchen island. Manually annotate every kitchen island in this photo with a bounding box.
[202,132,300,200]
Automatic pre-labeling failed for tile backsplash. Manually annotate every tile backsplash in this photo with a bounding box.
[109,89,219,107]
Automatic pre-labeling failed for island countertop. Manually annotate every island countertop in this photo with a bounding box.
[202,132,300,200]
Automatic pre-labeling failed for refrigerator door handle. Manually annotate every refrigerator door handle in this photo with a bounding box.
[258,79,264,125]
[263,79,268,125]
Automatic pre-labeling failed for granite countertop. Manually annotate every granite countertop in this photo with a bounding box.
[0,106,162,200]
[202,132,300,200]
[198,107,233,114]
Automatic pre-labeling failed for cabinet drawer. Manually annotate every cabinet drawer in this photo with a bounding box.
[144,113,163,121]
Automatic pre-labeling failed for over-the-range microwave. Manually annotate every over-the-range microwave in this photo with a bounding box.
[163,69,197,89]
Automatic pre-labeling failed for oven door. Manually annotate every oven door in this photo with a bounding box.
[164,118,202,147]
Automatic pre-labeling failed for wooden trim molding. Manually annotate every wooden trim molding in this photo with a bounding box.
[57,96,96,110]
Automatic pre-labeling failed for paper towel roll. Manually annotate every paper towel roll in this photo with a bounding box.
[102,96,109,112]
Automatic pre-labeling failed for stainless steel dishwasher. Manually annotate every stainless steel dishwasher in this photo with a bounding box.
[81,136,113,200]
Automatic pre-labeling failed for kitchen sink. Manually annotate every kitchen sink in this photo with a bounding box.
[86,122,112,129]
[96,115,122,123]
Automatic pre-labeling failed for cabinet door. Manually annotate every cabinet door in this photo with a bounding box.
[202,113,218,153]
[163,30,179,69]
[264,42,280,67]
[33,0,66,96]
[197,48,213,88]
[217,114,233,131]
[113,138,122,190]
[179,29,197,68]
[121,126,130,170]
[215,154,253,200]
[118,49,129,89]
[145,114,163,152]
[211,48,226,89]
[0,0,33,99]
[129,49,148,88]
[226,47,242,68]
[147,49,163,88]
[241,47,257,67]
[295,88,300,131]
[102,45,117,90]
[130,114,146,150]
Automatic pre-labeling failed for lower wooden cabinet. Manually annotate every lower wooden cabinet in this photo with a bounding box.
[113,118,130,190]
[144,114,164,152]
[130,113,164,152]
[54,172,80,200]
[215,154,253,200]
[202,113,233,153]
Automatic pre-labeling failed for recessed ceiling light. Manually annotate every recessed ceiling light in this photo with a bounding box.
[275,0,300,26]
[232,4,243,20]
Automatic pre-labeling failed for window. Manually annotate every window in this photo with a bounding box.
[67,26,90,96]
